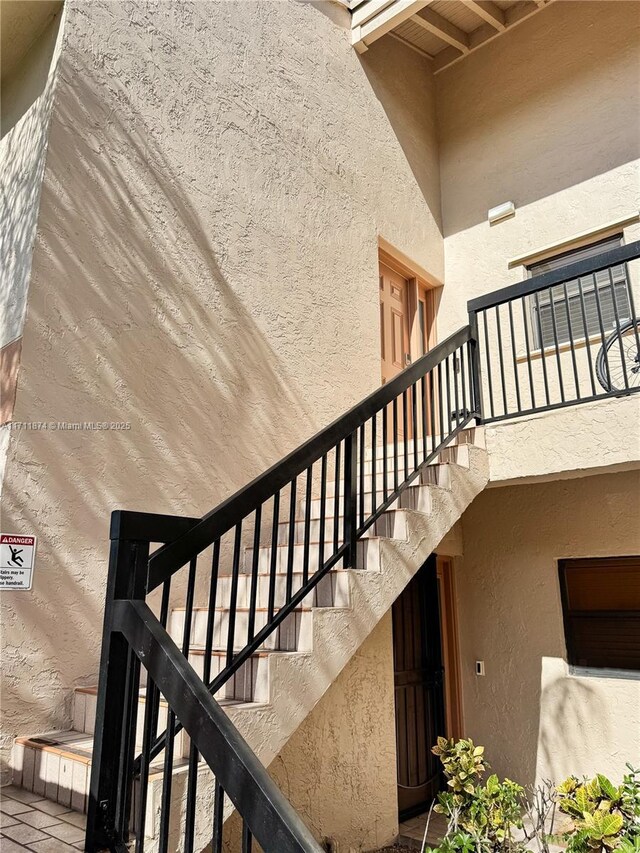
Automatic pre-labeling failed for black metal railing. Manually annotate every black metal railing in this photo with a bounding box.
[86,327,476,852]
[468,240,640,423]
[86,241,640,853]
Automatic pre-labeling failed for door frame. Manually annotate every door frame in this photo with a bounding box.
[378,239,441,364]
[436,556,464,740]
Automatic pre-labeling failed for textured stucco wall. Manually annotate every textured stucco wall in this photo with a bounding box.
[0,0,442,775]
[0,6,64,439]
[436,0,640,334]
[457,469,640,787]
[485,395,640,486]
[267,612,398,852]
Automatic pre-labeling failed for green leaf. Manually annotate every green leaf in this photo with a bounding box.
[597,774,619,801]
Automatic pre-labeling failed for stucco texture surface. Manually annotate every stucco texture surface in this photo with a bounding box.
[435,0,640,339]
[266,612,398,852]
[457,469,640,787]
[0,0,443,775]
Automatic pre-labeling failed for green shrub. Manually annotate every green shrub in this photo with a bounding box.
[422,740,640,853]
[553,766,640,852]
[424,737,529,853]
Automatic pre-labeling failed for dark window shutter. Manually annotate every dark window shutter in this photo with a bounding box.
[559,557,640,671]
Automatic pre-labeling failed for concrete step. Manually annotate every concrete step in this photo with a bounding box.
[299,467,452,520]
[169,606,314,653]
[324,446,470,498]
[361,425,484,462]
[360,441,473,475]
[178,568,351,611]
[244,512,407,573]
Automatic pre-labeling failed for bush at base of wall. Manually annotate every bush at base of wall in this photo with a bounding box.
[423,738,640,853]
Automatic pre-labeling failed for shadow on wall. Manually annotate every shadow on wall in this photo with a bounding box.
[436,0,640,236]
[0,42,321,774]
[536,657,606,783]
[360,37,443,236]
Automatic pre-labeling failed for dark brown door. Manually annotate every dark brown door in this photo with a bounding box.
[392,554,446,820]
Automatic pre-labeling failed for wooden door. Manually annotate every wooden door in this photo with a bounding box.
[380,262,411,386]
[392,554,446,820]
[380,262,412,438]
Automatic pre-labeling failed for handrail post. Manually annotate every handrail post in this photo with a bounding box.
[468,310,484,424]
[343,431,357,568]
[86,512,149,852]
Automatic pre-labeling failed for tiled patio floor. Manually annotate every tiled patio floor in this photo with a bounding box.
[0,785,87,852]
[399,811,447,849]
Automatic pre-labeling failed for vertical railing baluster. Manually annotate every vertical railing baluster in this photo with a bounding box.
[467,309,483,423]
[507,300,522,413]
[402,390,409,479]
[242,821,253,853]
[333,443,341,552]
[460,345,467,420]
[592,272,612,390]
[420,375,427,462]
[212,780,224,853]
[482,310,496,419]
[135,577,171,851]
[412,383,418,471]
[429,369,436,456]
[520,298,536,410]
[495,305,508,415]
[577,279,597,396]
[548,287,565,402]
[392,398,399,491]
[343,432,357,566]
[562,282,581,400]
[445,355,452,436]
[203,541,221,686]
[437,362,444,441]
[182,556,199,853]
[318,455,327,581]
[371,415,377,514]
[607,266,630,389]
[359,423,365,529]
[534,292,551,406]
[247,507,262,642]
[285,479,297,603]
[453,352,460,427]
[382,406,389,501]
[160,556,195,853]
[302,467,312,586]
[268,493,280,622]
[226,524,242,667]
[623,266,640,364]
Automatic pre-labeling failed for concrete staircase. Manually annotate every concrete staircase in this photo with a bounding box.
[11,428,488,844]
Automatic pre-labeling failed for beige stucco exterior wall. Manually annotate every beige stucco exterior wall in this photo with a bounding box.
[435,0,640,479]
[457,469,640,787]
[0,0,443,775]
[436,0,640,327]
[266,612,398,852]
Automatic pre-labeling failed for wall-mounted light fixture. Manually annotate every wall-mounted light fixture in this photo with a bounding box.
[488,201,516,225]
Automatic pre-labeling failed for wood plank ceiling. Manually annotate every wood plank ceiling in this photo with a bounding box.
[350,0,553,72]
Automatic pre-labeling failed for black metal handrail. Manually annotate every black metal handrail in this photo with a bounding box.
[468,240,640,423]
[148,324,474,588]
[87,325,477,853]
[87,241,640,853]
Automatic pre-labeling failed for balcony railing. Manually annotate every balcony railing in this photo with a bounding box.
[86,241,640,853]
[468,240,640,423]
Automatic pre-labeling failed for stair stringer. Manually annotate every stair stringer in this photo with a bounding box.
[146,445,489,849]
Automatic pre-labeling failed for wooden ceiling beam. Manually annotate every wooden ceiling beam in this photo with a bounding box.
[433,0,553,72]
[352,0,431,53]
[412,6,470,53]
[460,0,505,31]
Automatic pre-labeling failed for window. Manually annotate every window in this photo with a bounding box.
[558,557,640,671]
[528,236,632,349]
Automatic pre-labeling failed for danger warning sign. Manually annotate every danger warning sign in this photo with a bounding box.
[0,534,37,591]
